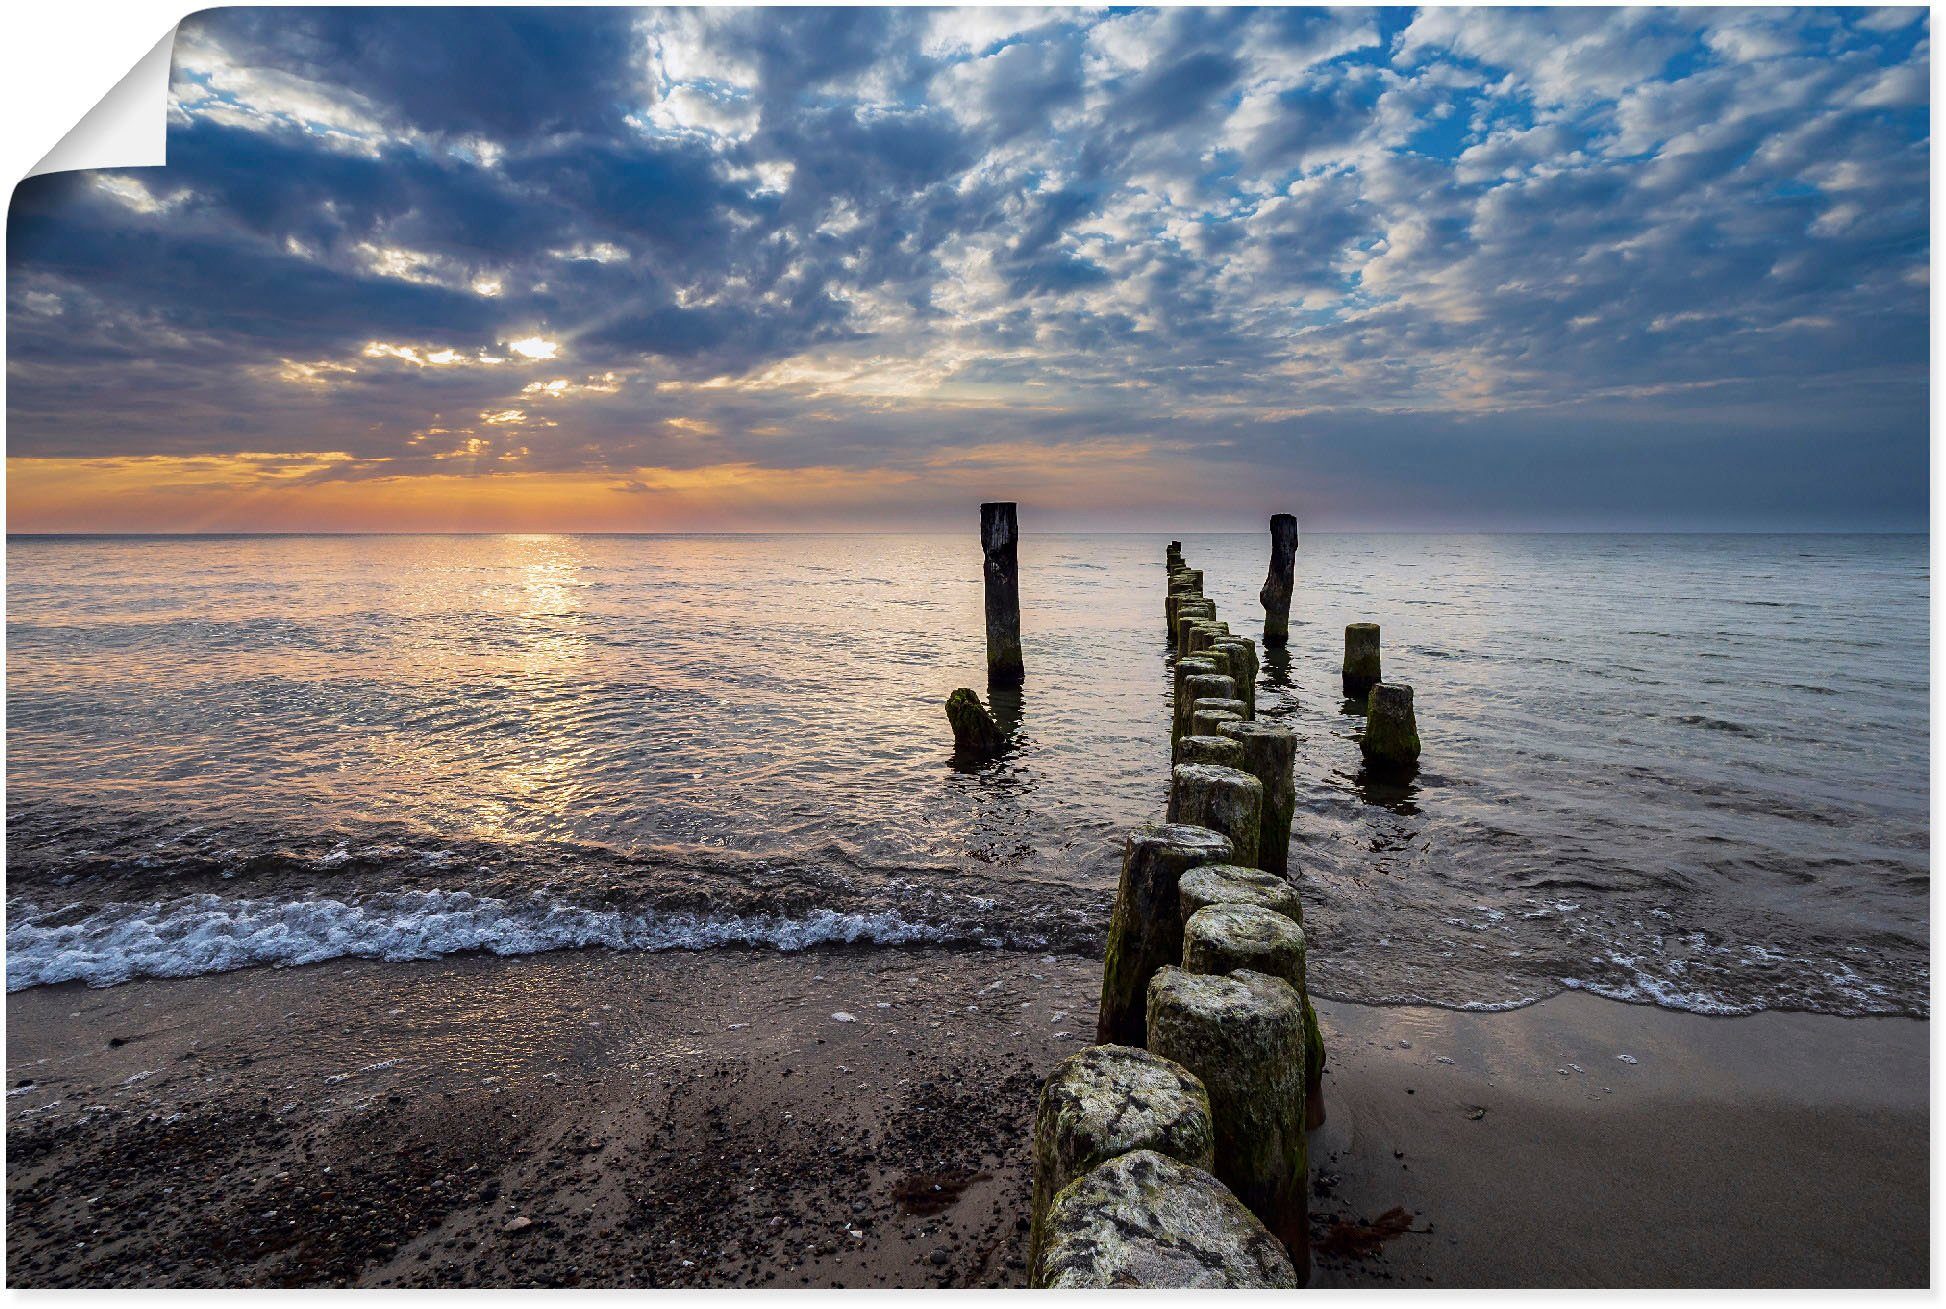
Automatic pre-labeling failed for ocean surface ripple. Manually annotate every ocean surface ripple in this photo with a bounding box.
[5,532,1928,1017]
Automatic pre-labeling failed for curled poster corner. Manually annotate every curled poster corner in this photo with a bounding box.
[27,26,178,179]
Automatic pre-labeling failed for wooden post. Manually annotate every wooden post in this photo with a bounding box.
[1029,1045,1215,1274]
[1217,721,1295,879]
[945,687,1005,761]
[1096,823,1234,1045]
[1146,967,1310,1277]
[1179,864,1326,1130]
[1342,622,1380,701]
[1034,1150,1298,1288]
[1362,682,1422,772]
[1167,762,1262,868]
[1259,514,1298,649]
[982,502,1024,686]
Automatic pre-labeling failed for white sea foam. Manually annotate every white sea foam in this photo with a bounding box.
[5,890,993,991]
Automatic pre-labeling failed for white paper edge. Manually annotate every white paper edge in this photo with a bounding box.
[26,25,177,179]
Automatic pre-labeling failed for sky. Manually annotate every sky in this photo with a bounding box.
[4,5,1932,533]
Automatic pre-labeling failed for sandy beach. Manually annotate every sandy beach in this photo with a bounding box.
[6,945,1926,1288]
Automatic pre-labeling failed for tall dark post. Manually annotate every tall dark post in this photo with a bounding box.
[981,502,1024,686]
[1259,514,1298,649]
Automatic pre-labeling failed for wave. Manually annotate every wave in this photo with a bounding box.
[5,889,1053,991]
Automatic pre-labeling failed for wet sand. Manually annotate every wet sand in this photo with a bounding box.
[5,946,1927,1288]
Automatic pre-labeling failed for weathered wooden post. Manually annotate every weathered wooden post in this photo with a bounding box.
[1342,622,1380,701]
[1362,682,1421,772]
[945,687,1006,760]
[1175,734,1245,769]
[1189,700,1247,740]
[1175,673,1237,743]
[1174,603,1215,653]
[1167,571,1203,641]
[1146,967,1310,1277]
[1167,763,1262,868]
[1033,1150,1298,1288]
[1029,1044,1215,1274]
[1172,655,1217,713]
[1216,721,1295,879]
[1096,823,1235,1045]
[1210,637,1258,717]
[1259,514,1298,649]
[1178,864,1304,928]
[982,502,1024,686]
[1182,901,1326,1129]
[1186,620,1228,656]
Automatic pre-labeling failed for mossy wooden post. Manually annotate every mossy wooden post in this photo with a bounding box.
[1173,655,1217,714]
[1190,700,1246,740]
[1362,682,1421,772]
[1183,902,1325,1130]
[1033,1150,1298,1289]
[1342,622,1380,701]
[1187,621,1228,656]
[1174,603,1214,653]
[1096,823,1234,1046]
[1259,513,1298,649]
[1167,571,1203,641]
[1176,734,1244,769]
[945,687,1005,760]
[1210,637,1258,717]
[981,502,1024,687]
[1216,721,1295,879]
[1175,673,1236,743]
[1029,1045,1215,1274]
[1166,763,1261,868]
[1179,864,1326,1127]
[1179,864,1303,926]
[1146,967,1309,1277]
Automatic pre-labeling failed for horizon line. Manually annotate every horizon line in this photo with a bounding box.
[5,528,1930,539]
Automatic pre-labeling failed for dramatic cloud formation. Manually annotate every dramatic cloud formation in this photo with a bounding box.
[6,6,1930,530]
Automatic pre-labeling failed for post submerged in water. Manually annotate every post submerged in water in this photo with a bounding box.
[1167,762,1262,869]
[982,502,1025,687]
[1342,622,1380,701]
[945,687,1006,761]
[1362,682,1421,773]
[1259,514,1298,649]
[1216,721,1295,880]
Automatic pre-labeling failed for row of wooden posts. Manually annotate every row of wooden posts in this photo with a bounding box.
[949,503,1423,773]
[1026,533,1324,1288]
[943,506,1427,1283]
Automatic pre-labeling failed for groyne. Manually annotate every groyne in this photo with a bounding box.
[1027,533,1326,1288]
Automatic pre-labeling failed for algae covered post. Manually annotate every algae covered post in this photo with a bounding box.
[1096,823,1234,1045]
[1145,967,1310,1278]
[1032,1150,1298,1289]
[944,687,1005,761]
[1027,1045,1216,1274]
[1342,622,1381,701]
[1259,514,1298,649]
[981,502,1024,686]
[1216,721,1296,880]
[1166,763,1262,869]
[1362,681,1422,772]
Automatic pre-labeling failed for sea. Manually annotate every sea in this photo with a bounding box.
[4,532,1929,1018]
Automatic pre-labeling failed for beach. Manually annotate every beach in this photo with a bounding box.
[7,945,1926,1288]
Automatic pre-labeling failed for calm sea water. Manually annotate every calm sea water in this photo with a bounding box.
[5,532,1929,1017]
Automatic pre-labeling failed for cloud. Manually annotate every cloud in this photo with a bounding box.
[5,5,1930,530]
